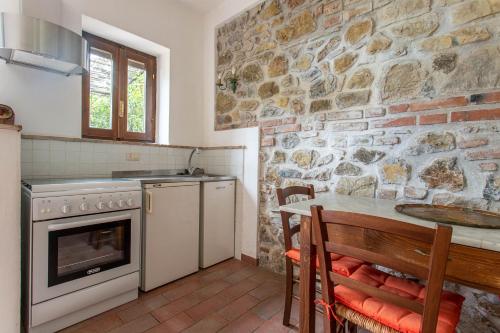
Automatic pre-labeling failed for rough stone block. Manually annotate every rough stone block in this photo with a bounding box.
[328,121,368,132]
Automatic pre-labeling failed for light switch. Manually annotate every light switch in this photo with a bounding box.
[126,152,141,161]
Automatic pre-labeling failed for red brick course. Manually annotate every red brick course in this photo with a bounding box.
[388,104,409,114]
[451,108,500,122]
[419,114,447,125]
[373,116,416,128]
[409,96,468,112]
[471,91,500,104]
[260,137,275,147]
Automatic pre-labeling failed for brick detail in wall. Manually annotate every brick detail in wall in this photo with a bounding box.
[260,136,275,147]
[419,114,448,125]
[373,116,416,128]
[471,92,500,105]
[451,108,500,122]
[408,97,469,112]
[389,104,409,114]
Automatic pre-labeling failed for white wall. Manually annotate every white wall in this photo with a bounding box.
[202,0,262,259]
[0,0,205,145]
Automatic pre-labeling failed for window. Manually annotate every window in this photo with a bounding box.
[82,32,157,142]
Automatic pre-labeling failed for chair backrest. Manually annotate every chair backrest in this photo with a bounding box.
[276,185,315,251]
[310,205,453,333]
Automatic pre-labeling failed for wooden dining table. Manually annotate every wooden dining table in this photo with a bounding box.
[279,194,500,333]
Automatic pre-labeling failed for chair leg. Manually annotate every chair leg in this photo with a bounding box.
[283,259,294,326]
[346,320,357,333]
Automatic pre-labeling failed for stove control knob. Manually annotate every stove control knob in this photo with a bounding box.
[80,202,89,211]
[61,205,71,214]
[97,202,105,210]
[107,201,115,209]
[127,198,134,207]
[117,200,125,208]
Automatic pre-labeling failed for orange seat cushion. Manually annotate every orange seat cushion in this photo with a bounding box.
[334,265,465,333]
[285,248,364,276]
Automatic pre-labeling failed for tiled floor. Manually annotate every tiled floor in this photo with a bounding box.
[59,259,324,333]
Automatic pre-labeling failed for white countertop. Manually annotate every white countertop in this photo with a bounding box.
[279,194,500,253]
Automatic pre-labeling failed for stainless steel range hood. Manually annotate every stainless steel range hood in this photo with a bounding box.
[0,12,88,76]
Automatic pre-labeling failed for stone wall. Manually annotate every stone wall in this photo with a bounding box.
[215,0,500,331]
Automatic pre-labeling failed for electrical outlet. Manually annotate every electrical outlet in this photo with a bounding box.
[126,152,141,161]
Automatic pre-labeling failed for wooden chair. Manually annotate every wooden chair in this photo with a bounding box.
[310,205,465,333]
[277,186,365,327]
[277,185,316,326]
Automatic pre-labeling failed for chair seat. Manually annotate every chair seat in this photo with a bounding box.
[334,265,465,333]
[285,248,365,276]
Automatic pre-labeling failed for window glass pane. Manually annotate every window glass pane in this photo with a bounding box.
[89,48,113,130]
[127,59,147,133]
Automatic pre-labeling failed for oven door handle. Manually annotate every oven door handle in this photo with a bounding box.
[47,214,132,231]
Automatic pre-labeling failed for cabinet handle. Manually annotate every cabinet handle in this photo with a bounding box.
[146,190,153,214]
[216,186,225,190]
[119,100,125,118]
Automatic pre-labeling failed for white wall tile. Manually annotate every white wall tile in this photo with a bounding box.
[22,139,245,180]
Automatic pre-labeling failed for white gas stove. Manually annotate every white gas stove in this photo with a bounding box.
[21,178,142,333]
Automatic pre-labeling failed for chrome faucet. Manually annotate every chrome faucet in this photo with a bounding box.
[187,148,203,175]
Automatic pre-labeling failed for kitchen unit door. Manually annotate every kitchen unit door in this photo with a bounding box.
[141,183,200,291]
[200,181,235,268]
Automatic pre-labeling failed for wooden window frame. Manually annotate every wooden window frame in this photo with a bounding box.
[82,32,157,142]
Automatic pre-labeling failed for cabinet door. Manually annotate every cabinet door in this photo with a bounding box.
[143,183,200,291]
[201,181,235,268]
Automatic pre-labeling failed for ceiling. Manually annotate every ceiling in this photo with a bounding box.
[177,0,226,12]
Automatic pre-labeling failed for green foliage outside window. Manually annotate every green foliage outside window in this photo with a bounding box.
[90,92,112,130]
[90,69,146,133]
[127,67,146,133]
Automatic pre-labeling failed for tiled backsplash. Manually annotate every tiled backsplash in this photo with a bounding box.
[21,138,244,180]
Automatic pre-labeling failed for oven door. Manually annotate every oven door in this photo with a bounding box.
[32,209,140,304]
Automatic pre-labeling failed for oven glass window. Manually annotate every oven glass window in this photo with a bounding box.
[48,220,131,287]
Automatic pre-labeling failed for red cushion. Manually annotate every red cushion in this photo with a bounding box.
[334,265,465,333]
[285,248,364,276]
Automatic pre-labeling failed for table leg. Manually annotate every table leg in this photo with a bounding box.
[299,215,316,333]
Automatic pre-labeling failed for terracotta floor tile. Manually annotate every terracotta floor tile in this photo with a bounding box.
[108,314,159,333]
[254,319,291,333]
[223,266,260,284]
[152,297,200,321]
[142,294,170,310]
[144,312,194,333]
[185,294,230,321]
[190,280,231,300]
[216,278,261,301]
[218,312,265,333]
[59,260,293,333]
[247,270,284,284]
[117,302,154,323]
[162,280,203,302]
[251,293,285,320]
[248,280,284,300]
[181,313,228,333]
[217,294,260,322]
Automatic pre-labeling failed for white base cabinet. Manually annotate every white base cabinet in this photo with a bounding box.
[141,182,200,291]
[200,181,235,268]
[0,126,21,333]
